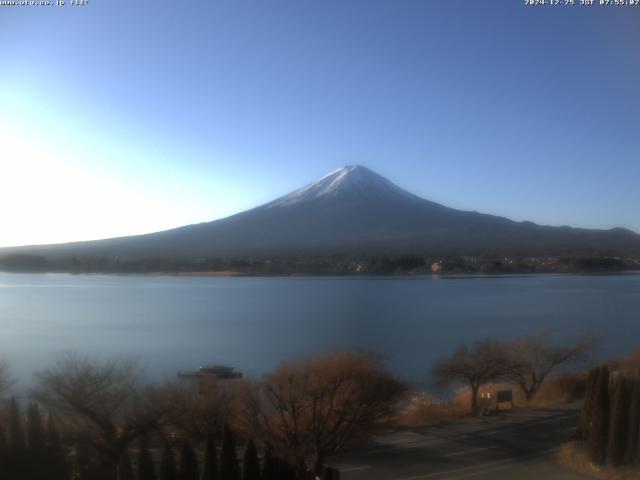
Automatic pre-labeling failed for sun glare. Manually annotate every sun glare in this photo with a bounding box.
[0,119,192,247]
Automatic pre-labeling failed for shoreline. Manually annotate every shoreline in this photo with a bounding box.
[1,269,639,279]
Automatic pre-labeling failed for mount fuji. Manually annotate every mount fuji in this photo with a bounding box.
[3,165,639,260]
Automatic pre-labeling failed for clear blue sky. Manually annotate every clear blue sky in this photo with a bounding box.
[1,0,639,246]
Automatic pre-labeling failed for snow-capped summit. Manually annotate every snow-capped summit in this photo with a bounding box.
[4,165,639,259]
[266,165,418,208]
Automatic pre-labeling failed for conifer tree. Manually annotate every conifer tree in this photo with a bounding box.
[160,443,178,480]
[608,376,631,466]
[180,439,199,480]
[0,426,7,479]
[45,413,61,451]
[322,467,339,480]
[27,403,46,454]
[27,402,47,480]
[201,432,218,480]
[261,451,295,480]
[260,446,278,480]
[219,425,240,480]
[242,440,260,480]
[626,377,640,464]
[118,452,136,480]
[138,437,157,480]
[7,397,26,479]
[45,413,69,480]
[73,443,94,480]
[9,397,26,451]
[589,365,610,464]
[278,458,297,480]
[579,367,599,441]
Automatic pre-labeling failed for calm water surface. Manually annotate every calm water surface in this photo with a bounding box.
[1,273,638,388]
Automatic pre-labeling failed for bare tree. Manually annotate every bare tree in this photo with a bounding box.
[239,352,405,477]
[32,354,180,480]
[504,332,595,401]
[167,377,234,442]
[432,340,514,414]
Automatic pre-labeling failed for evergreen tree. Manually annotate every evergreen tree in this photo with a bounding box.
[7,397,26,479]
[322,467,340,480]
[138,437,157,480]
[627,377,640,464]
[27,403,46,454]
[579,367,599,441]
[73,443,94,480]
[242,440,260,480]
[160,443,178,480]
[27,402,47,480]
[118,452,136,480]
[589,365,610,464]
[261,450,296,480]
[45,413,69,480]
[201,432,218,480]
[607,376,631,466]
[278,458,297,480]
[260,447,278,480]
[9,397,26,451]
[0,426,7,479]
[179,439,199,480]
[219,425,240,480]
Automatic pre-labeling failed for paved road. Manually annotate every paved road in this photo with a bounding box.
[328,407,592,480]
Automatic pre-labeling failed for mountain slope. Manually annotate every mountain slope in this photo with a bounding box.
[3,165,640,259]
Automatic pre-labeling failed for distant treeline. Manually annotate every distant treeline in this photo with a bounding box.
[0,253,638,275]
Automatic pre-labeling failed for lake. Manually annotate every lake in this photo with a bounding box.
[0,272,639,389]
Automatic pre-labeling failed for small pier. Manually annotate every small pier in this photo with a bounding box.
[177,364,243,380]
